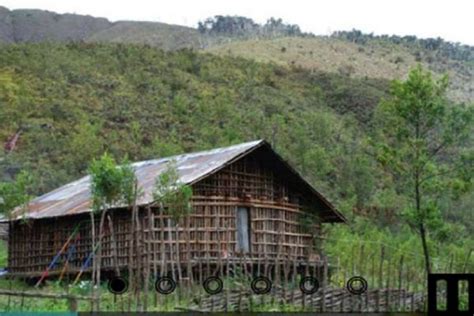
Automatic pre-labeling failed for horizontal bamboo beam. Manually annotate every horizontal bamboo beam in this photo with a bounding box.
[0,289,93,301]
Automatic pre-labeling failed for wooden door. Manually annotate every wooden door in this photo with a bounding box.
[236,207,250,253]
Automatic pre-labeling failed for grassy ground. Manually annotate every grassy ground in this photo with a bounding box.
[0,241,7,267]
[0,277,308,312]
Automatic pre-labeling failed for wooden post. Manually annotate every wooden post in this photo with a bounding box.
[89,211,96,312]
[322,257,328,312]
[283,257,289,305]
[291,247,297,306]
[68,297,78,312]
[378,245,385,289]
[226,224,231,311]
[175,223,182,282]
[144,206,154,311]
[167,217,176,282]
[186,214,193,285]
[398,255,404,312]
[107,214,120,276]
[216,210,223,277]
[135,206,144,311]
[160,206,166,278]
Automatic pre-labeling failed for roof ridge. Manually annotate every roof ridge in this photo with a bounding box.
[132,139,264,167]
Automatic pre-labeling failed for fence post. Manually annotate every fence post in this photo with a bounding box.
[398,255,404,312]
[68,297,78,312]
[322,257,328,312]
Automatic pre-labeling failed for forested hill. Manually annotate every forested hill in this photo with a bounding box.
[0,43,389,195]
[0,43,472,285]
[0,42,471,228]
[1,7,472,102]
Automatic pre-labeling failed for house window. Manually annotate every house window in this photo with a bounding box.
[236,207,250,253]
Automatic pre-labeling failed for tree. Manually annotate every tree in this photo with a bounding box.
[373,65,473,274]
[152,160,192,283]
[153,160,192,221]
[88,153,137,310]
[0,170,33,217]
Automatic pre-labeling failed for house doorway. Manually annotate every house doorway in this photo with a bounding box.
[236,207,250,253]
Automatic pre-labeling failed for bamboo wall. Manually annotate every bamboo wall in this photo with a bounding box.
[8,155,323,276]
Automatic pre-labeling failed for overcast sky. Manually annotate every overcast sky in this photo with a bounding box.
[2,0,473,45]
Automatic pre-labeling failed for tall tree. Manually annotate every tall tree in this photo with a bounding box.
[88,153,137,310]
[373,66,473,274]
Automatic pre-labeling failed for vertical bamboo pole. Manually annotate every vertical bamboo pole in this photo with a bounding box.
[144,206,154,311]
[216,209,223,277]
[322,257,328,312]
[398,255,404,312]
[160,206,166,277]
[96,206,108,311]
[342,263,347,312]
[226,224,231,311]
[386,259,391,311]
[128,204,136,311]
[107,214,120,276]
[378,245,385,289]
[186,214,192,285]
[175,223,182,282]
[291,247,297,306]
[167,217,176,282]
[89,211,96,312]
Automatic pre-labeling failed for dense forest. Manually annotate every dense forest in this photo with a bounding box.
[0,42,472,311]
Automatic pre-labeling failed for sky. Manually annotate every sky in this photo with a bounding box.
[1,0,473,45]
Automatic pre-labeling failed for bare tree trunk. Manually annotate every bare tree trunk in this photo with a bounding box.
[128,182,139,311]
[135,204,143,312]
[127,205,134,312]
[168,218,176,281]
[415,164,431,275]
[419,223,431,274]
[89,211,96,312]
[175,224,182,281]
[107,214,120,276]
[95,207,108,311]
[144,206,154,311]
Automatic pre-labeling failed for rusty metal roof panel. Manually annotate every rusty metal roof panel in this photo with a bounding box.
[9,140,265,220]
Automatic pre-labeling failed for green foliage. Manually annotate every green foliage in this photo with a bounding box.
[0,43,471,299]
[373,65,473,272]
[0,241,7,267]
[332,29,473,62]
[0,170,33,216]
[88,153,137,212]
[152,160,192,220]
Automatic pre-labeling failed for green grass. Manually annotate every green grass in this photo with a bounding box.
[0,241,7,267]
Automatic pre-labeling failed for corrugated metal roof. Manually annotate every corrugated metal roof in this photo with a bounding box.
[8,139,346,223]
[9,140,265,220]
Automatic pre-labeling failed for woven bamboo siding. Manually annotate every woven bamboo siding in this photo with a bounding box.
[8,154,323,276]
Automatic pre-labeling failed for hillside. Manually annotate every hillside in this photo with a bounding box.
[1,42,472,229]
[0,6,201,50]
[0,42,472,313]
[0,6,111,43]
[206,37,474,103]
[86,21,200,50]
[0,7,472,102]
[0,43,389,191]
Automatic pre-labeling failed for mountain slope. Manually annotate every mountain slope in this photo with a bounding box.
[206,37,474,103]
[86,21,201,50]
[0,7,111,42]
[0,6,202,50]
[1,6,471,103]
[0,43,472,282]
